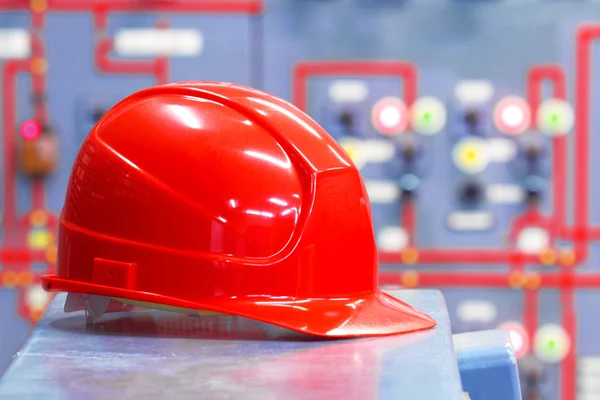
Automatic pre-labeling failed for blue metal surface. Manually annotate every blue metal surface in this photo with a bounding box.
[453,329,522,400]
[0,290,464,400]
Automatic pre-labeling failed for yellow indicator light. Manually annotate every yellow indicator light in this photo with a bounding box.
[27,229,53,250]
[452,137,490,174]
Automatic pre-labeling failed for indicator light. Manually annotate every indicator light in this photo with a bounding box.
[499,321,529,359]
[371,97,408,135]
[452,137,491,174]
[534,324,571,363]
[410,97,446,135]
[493,96,531,135]
[536,99,574,136]
[516,227,550,255]
[20,120,41,140]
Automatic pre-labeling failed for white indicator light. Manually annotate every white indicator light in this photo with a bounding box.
[493,96,531,135]
[499,321,529,359]
[371,97,408,135]
[516,227,550,255]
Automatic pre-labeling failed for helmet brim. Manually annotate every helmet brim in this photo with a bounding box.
[41,276,436,338]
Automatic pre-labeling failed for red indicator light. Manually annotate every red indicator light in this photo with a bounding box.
[20,120,41,140]
[498,321,530,359]
[371,97,408,136]
[493,96,531,135]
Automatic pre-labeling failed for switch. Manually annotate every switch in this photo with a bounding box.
[400,140,419,162]
[92,107,106,123]
[458,180,484,205]
[523,175,544,203]
[339,110,354,129]
[399,173,419,198]
[464,109,480,132]
[524,144,541,161]
[520,137,544,161]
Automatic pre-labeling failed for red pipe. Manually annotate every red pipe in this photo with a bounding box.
[560,277,577,400]
[0,0,263,14]
[523,289,538,347]
[401,200,416,246]
[379,249,539,265]
[573,26,599,235]
[1,13,50,235]
[292,61,418,111]
[30,31,48,211]
[94,38,158,76]
[0,249,49,263]
[507,209,554,243]
[2,61,30,227]
[381,271,510,287]
[586,227,600,239]
[380,271,600,288]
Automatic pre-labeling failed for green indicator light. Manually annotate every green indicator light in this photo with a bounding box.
[537,99,573,136]
[411,97,446,136]
[534,324,570,363]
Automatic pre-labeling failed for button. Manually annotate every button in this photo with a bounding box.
[523,175,544,203]
[400,141,419,161]
[399,173,419,197]
[458,180,483,205]
[92,108,106,123]
[339,111,354,129]
[452,137,490,174]
[464,109,479,129]
[524,143,542,160]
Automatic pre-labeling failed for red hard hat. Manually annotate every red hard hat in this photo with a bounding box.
[41,81,436,337]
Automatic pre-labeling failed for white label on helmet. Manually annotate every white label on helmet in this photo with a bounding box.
[114,29,203,57]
